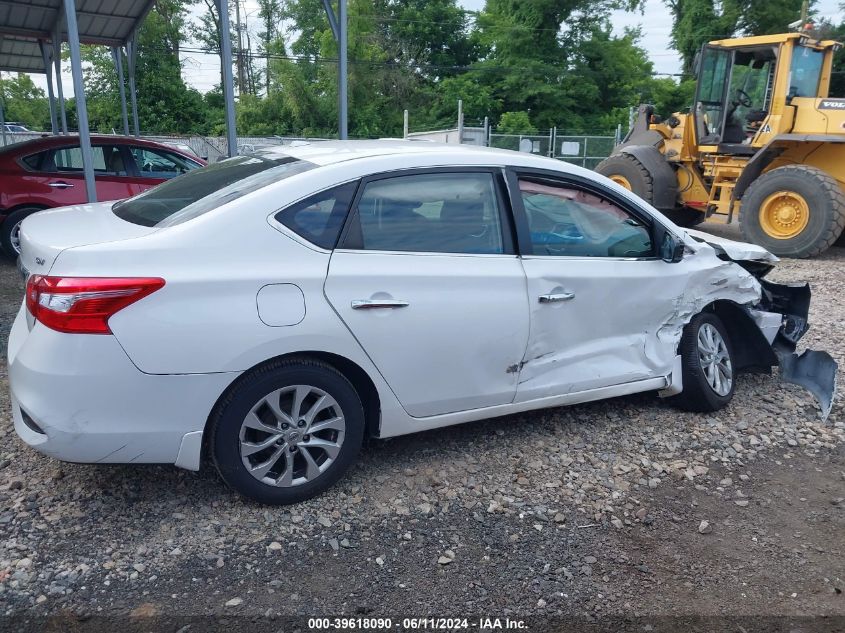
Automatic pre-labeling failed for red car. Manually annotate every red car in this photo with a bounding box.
[0,135,205,256]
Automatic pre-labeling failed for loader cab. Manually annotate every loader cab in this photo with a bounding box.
[693,44,778,152]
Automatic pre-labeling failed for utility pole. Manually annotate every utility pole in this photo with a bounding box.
[234,0,246,95]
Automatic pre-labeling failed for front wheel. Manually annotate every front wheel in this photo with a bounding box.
[210,358,365,505]
[671,312,736,413]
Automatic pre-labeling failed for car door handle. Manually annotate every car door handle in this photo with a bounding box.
[538,292,575,303]
[48,182,74,189]
[351,299,410,310]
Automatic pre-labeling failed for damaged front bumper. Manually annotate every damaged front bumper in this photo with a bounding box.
[758,279,838,420]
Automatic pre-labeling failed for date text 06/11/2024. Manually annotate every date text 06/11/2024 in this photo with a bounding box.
[307,617,529,630]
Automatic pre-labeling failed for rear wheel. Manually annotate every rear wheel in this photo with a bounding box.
[596,153,703,227]
[740,165,845,258]
[1,206,44,258]
[210,357,365,505]
[671,312,736,413]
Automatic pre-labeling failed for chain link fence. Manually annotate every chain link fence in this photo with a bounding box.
[1,127,622,170]
[488,128,621,169]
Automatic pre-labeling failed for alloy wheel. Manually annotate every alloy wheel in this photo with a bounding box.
[239,385,346,487]
[10,220,22,254]
[697,323,733,396]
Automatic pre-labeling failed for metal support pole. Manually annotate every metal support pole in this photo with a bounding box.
[403,109,408,138]
[483,116,489,147]
[63,0,97,202]
[126,33,140,137]
[111,47,130,136]
[52,35,68,134]
[0,93,7,147]
[457,99,464,144]
[217,0,238,157]
[40,42,58,134]
[338,0,348,139]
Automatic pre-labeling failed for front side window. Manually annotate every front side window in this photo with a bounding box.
[130,146,201,179]
[275,182,358,249]
[519,178,653,258]
[113,154,315,227]
[695,46,731,143]
[343,172,506,254]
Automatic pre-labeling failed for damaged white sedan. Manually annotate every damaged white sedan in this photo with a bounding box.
[9,141,837,504]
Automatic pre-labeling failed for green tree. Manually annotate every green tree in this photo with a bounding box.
[665,0,813,74]
[497,111,536,133]
[79,0,209,134]
[0,73,51,131]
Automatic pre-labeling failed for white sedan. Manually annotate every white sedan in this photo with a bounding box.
[9,141,836,504]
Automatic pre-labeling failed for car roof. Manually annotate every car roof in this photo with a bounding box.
[0,134,196,156]
[255,139,565,170]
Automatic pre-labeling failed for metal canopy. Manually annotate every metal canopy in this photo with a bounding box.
[0,34,45,73]
[0,0,156,50]
[0,0,348,206]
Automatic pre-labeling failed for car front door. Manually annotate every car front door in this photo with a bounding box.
[126,145,203,195]
[324,168,530,418]
[510,170,696,401]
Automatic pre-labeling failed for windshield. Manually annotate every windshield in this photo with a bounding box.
[791,45,824,98]
[113,153,315,227]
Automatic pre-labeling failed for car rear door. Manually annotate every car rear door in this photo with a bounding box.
[324,168,530,418]
[40,142,136,204]
[508,169,695,401]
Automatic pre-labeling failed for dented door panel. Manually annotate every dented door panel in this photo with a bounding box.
[515,248,765,403]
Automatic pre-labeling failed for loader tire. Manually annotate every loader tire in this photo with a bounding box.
[740,165,845,258]
[596,154,704,227]
[596,153,654,201]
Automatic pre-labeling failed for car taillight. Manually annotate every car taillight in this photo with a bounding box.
[25,276,165,334]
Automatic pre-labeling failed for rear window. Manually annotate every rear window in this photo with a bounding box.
[112,153,315,227]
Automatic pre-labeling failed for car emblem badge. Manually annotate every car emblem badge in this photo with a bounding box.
[35,257,45,266]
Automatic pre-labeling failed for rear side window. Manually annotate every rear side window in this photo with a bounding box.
[113,154,315,227]
[20,151,48,171]
[342,172,508,254]
[55,144,127,175]
[275,182,357,249]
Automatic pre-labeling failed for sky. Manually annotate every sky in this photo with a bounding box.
[19,0,845,98]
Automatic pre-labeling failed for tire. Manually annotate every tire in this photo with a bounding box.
[210,357,365,505]
[595,153,655,203]
[671,312,736,413]
[595,154,703,226]
[739,165,845,258]
[1,206,44,258]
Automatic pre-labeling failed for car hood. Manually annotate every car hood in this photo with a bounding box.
[684,228,778,264]
[19,201,158,275]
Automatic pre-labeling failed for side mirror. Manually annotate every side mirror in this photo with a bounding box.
[660,232,685,263]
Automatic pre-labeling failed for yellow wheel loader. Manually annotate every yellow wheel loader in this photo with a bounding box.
[596,32,845,258]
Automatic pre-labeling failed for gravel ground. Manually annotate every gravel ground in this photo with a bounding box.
[0,224,843,632]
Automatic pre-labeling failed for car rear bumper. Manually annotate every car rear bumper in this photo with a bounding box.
[8,304,238,468]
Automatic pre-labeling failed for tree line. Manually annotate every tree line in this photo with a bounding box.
[1,0,842,138]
